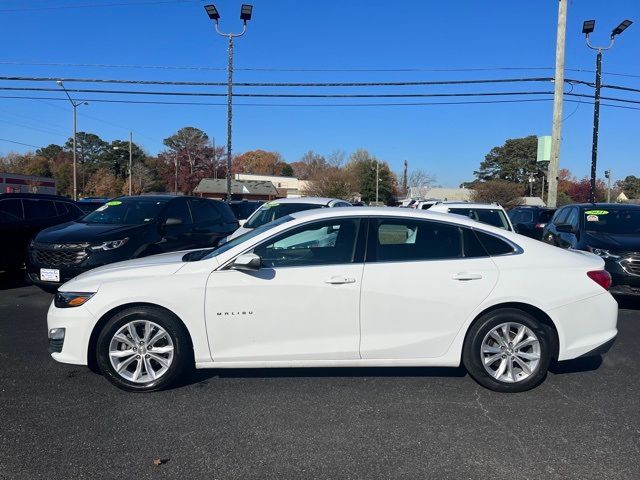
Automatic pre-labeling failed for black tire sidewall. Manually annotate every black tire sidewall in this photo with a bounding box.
[463,308,552,393]
[96,307,190,392]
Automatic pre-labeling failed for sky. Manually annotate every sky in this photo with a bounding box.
[0,0,638,187]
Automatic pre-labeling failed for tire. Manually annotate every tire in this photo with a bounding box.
[462,308,553,393]
[95,306,192,392]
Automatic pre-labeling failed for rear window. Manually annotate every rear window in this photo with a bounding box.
[448,208,510,230]
[538,210,555,223]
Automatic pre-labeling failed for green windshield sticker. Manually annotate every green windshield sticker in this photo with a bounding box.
[264,202,279,208]
[106,200,122,206]
[585,209,608,215]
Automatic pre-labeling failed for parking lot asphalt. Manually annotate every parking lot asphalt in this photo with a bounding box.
[0,271,639,480]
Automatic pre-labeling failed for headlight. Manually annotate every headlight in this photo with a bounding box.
[90,238,129,251]
[587,247,621,259]
[54,292,95,308]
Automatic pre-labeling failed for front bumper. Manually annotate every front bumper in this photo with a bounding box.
[46,300,97,365]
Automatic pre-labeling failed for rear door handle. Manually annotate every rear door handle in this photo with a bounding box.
[452,272,483,281]
[325,276,356,285]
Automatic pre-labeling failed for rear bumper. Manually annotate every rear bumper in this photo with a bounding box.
[578,334,616,358]
[549,292,618,361]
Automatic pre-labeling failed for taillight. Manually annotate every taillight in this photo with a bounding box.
[587,270,612,291]
[535,223,546,229]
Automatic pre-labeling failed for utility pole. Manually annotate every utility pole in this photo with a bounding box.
[547,0,568,208]
[375,160,380,204]
[174,152,178,194]
[56,81,88,201]
[204,4,253,202]
[605,169,612,202]
[402,160,408,198]
[128,131,133,196]
[582,19,632,203]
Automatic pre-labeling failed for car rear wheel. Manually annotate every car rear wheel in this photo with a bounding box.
[96,306,191,392]
[462,308,552,393]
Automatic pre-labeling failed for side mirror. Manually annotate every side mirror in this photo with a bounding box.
[164,217,183,227]
[556,223,576,234]
[230,253,261,271]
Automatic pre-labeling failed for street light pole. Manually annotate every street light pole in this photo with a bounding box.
[56,80,88,201]
[128,131,133,196]
[582,19,633,203]
[204,4,253,202]
[605,169,612,203]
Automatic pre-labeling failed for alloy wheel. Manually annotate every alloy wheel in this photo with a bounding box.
[108,320,174,383]
[480,322,541,383]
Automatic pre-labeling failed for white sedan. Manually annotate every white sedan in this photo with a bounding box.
[47,208,617,393]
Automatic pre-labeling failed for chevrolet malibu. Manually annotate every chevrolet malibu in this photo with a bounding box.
[47,208,617,393]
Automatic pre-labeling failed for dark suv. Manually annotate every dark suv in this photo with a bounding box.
[27,195,239,292]
[542,203,640,296]
[0,193,84,272]
[508,206,556,240]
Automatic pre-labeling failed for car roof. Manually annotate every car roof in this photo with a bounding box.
[0,192,73,201]
[263,197,345,206]
[432,202,505,210]
[288,206,508,231]
[564,203,640,209]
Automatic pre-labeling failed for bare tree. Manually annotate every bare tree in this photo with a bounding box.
[471,180,524,208]
[407,169,436,198]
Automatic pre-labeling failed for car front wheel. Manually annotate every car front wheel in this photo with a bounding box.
[96,306,191,392]
[462,308,553,393]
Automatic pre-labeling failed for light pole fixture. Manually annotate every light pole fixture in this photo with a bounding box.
[204,3,253,202]
[57,80,88,201]
[582,18,633,203]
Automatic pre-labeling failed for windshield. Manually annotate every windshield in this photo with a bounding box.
[80,198,168,225]
[244,202,324,229]
[584,208,640,235]
[203,215,295,259]
[448,208,511,230]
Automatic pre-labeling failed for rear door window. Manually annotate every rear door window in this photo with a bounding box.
[553,208,569,225]
[23,199,57,220]
[189,199,222,224]
[369,218,462,262]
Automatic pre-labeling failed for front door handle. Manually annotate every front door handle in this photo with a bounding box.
[452,272,483,281]
[325,276,356,285]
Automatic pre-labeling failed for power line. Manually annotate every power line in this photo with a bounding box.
[0,75,557,87]
[0,137,42,148]
[0,85,558,98]
[0,0,198,13]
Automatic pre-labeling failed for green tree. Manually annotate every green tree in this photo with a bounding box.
[64,132,108,196]
[615,175,640,199]
[35,144,63,161]
[98,140,146,178]
[281,163,294,177]
[474,136,539,189]
[346,149,397,205]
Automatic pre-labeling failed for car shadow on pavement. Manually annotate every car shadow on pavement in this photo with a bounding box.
[548,355,602,375]
[180,366,468,387]
[0,270,29,291]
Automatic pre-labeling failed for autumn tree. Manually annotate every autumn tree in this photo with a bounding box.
[291,150,328,180]
[471,180,524,209]
[85,167,123,197]
[161,127,216,194]
[233,149,288,176]
[615,175,640,199]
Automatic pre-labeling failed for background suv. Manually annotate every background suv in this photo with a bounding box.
[542,203,640,296]
[27,195,238,292]
[508,206,556,240]
[0,193,84,272]
[429,202,514,231]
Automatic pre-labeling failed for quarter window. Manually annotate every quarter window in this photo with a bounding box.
[474,230,516,256]
[254,219,360,268]
[370,218,462,262]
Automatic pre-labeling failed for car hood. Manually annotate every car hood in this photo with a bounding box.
[584,231,640,252]
[35,221,150,244]
[60,250,190,292]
